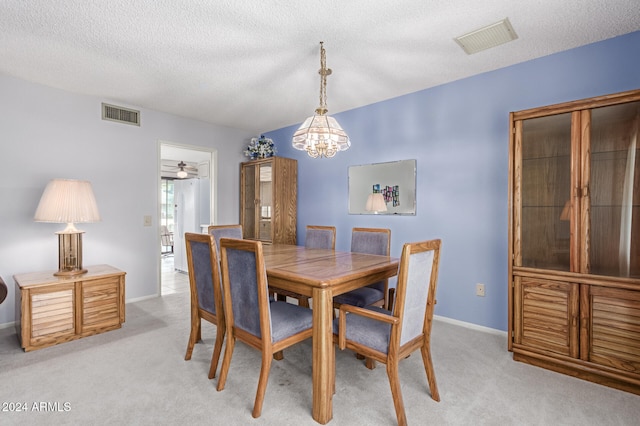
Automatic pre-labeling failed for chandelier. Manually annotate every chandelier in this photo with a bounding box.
[292,42,350,158]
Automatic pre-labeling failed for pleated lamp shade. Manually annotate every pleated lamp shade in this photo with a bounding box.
[35,179,101,228]
[34,179,101,276]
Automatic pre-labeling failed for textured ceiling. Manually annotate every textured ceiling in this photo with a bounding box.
[1,1,639,134]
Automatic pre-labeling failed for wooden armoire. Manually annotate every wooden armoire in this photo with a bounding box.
[240,156,297,244]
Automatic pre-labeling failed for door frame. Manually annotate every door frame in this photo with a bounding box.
[158,140,216,295]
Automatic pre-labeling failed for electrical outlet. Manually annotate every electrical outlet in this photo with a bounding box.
[143,215,152,227]
[476,283,485,297]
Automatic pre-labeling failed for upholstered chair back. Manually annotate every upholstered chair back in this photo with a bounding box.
[186,236,218,315]
[397,249,435,346]
[305,225,336,250]
[223,244,269,339]
[350,228,390,293]
[208,225,242,252]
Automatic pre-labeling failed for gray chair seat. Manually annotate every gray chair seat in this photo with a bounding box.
[333,286,385,308]
[332,306,391,354]
[271,301,313,342]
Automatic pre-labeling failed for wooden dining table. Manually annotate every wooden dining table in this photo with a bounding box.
[261,244,399,424]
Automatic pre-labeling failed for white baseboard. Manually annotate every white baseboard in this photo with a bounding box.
[434,314,507,337]
[0,321,15,330]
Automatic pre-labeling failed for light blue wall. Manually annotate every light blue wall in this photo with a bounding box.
[265,31,640,331]
[0,74,252,326]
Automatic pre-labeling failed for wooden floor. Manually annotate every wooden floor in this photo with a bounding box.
[161,254,189,295]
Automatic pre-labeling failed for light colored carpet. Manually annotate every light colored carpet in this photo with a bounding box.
[1,290,638,425]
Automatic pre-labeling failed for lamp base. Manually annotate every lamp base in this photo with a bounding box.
[54,231,87,277]
[54,268,88,277]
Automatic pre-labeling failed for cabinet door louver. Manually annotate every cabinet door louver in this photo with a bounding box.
[588,286,640,375]
[516,277,578,357]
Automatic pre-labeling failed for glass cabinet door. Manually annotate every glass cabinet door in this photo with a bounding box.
[242,162,257,239]
[258,163,272,241]
[519,112,573,271]
[242,161,273,242]
[588,101,640,278]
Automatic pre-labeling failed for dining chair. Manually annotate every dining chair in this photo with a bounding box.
[275,225,337,308]
[333,227,391,309]
[216,237,314,418]
[208,224,242,252]
[184,232,226,380]
[212,224,285,360]
[160,225,174,253]
[334,239,442,426]
[305,225,336,250]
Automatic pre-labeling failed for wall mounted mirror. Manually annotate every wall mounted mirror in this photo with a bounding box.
[348,159,416,215]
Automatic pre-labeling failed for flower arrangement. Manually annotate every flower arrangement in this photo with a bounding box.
[244,135,276,160]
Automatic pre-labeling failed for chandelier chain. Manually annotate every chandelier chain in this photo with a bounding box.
[318,41,331,114]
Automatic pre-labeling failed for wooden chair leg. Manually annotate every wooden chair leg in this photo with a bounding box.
[386,361,407,426]
[216,335,235,391]
[208,327,225,379]
[420,344,440,402]
[184,317,200,360]
[387,288,396,312]
[252,352,273,418]
[273,351,284,361]
[365,357,376,370]
[355,352,376,369]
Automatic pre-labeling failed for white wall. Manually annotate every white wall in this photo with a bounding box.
[0,73,252,326]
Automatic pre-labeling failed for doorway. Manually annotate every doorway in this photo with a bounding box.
[159,141,215,295]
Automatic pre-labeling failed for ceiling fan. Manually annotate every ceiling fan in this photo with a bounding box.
[163,160,198,179]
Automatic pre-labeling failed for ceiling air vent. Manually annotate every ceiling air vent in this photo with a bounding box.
[102,103,140,126]
[455,18,518,55]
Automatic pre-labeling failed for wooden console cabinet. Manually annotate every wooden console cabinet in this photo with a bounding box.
[508,89,640,394]
[14,264,125,351]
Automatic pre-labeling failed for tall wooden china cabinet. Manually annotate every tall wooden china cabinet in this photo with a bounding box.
[508,89,640,394]
[240,157,297,244]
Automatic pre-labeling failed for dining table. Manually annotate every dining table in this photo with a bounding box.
[261,244,399,424]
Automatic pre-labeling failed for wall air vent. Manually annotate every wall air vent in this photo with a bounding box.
[101,103,140,126]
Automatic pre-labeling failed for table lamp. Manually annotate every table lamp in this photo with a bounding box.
[365,193,387,214]
[34,179,101,276]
